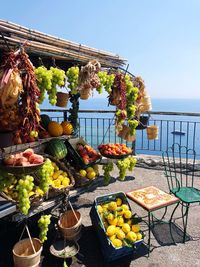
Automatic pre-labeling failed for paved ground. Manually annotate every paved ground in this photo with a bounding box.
[1,163,200,267]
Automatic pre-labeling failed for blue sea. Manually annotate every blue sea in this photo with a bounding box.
[40,98,200,156]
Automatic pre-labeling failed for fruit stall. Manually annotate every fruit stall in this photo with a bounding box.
[0,20,152,266]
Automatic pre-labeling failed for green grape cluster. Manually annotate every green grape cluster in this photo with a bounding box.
[35,66,66,105]
[66,66,79,95]
[0,169,15,191]
[50,67,66,105]
[16,175,34,215]
[117,157,137,181]
[102,162,114,185]
[38,214,51,243]
[97,71,115,94]
[37,159,54,193]
[127,119,139,136]
[128,157,137,171]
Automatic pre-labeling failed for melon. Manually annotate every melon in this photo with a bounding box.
[48,121,63,137]
[61,121,73,135]
[45,139,67,160]
[40,114,51,130]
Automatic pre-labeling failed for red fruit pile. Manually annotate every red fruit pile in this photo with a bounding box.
[4,149,44,166]
[98,143,132,156]
[76,143,101,164]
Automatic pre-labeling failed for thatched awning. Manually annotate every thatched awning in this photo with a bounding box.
[0,20,126,69]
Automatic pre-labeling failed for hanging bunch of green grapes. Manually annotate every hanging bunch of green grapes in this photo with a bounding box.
[97,71,115,94]
[37,159,54,193]
[38,214,51,243]
[16,175,34,215]
[103,162,114,185]
[66,66,79,95]
[50,67,66,105]
[35,66,52,104]
[0,169,15,191]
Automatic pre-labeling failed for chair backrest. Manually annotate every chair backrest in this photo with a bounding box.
[162,143,196,192]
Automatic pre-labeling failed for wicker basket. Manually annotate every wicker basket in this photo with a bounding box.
[80,88,91,100]
[146,125,159,140]
[56,92,69,107]
[118,125,136,142]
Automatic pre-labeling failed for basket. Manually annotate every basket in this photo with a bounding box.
[136,115,149,130]
[90,192,143,262]
[146,125,159,140]
[99,150,132,159]
[58,207,82,241]
[65,137,101,169]
[80,88,91,100]
[43,155,75,198]
[0,161,44,175]
[56,92,69,107]
[117,125,136,142]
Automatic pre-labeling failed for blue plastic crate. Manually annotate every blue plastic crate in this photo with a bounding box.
[90,192,143,262]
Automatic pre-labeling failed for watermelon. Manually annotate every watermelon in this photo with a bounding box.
[40,114,51,130]
[45,139,67,160]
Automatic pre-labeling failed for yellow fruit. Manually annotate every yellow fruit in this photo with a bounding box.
[87,171,96,180]
[126,219,132,226]
[109,235,116,242]
[124,210,132,219]
[121,204,129,211]
[112,238,122,248]
[122,223,131,234]
[126,231,137,242]
[106,225,116,236]
[108,218,118,226]
[53,170,62,180]
[28,191,35,197]
[93,164,99,175]
[117,229,125,240]
[132,224,140,233]
[108,201,117,211]
[53,179,61,187]
[86,167,94,173]
[62,172,68,177]
[116,197,122,206]
[136,232,143,240]
[61,121,73,135]
[97,205,103,214]
[117,216,124,227]
[48,121,63,137]
[62,178,70,186]
[102,204,108,212]
[107,213,114,221]
[58,175,64,181]
[79,169,87,177]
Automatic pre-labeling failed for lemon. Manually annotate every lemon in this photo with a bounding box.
[53,179,61,187]
[112,238,122,248]
[87,171,96,180]
[122,223,131,234]
[58,175,64,181]
[79,169,87,177]
[106,225,116,236]
[124,210,132,219]
[108,201,117,211]
[126,219,132,226]
[62,178,70,186]
[86,167,94,173]
[109,235,116,242]
[107,213,114,221]
[62,171,68,177]
[97,205,103,214]
[121,204,129,211]
[126,231,137,242]
[117,229,125,240]
[116,197,122,206]
[136,232,143,240]
[117,216,124,227]
[102,204,108,212]
[132,224,140,233]
[108,218,118,226]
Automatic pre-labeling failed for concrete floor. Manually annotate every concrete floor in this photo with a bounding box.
[1,164,200,267]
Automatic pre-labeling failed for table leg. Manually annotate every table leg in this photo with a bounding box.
[169,202,180,244]
[148,211,151,256]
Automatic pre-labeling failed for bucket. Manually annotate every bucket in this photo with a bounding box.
[56,92,69,107]
[13,238,42,267]
[58,210,82,241]
[80,88,91,100]
[146,125,159,140]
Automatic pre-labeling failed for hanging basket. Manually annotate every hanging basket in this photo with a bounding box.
[118,125,136,142]
[146,125,159,140]
[136,115,149,130]
[80,88,91,100]
[56,92,69,107]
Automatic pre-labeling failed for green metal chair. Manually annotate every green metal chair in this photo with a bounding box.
[162,143,200,243]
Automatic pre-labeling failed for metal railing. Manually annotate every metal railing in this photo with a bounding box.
[41,109,200,157]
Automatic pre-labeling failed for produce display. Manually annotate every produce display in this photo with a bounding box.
[98,143,132,157]
[79,165,99,180]
[48,121,63,137]
[97,198,143,248]
[3,149,44,166]
[76,143,101,164]
[61,121,73,135]
[50,161,72,189]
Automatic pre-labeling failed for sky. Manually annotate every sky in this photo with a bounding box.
[0,0,200,99]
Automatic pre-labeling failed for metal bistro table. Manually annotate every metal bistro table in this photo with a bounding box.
[126,186,179,255]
